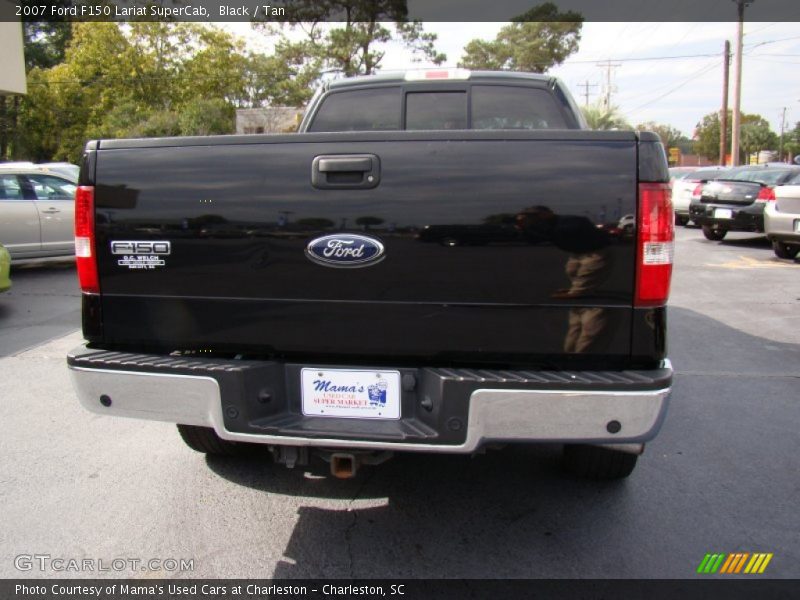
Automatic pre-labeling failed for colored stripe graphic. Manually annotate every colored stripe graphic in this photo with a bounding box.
[733,553,749,574]
[758,554,774,574]
[697,554,713,574]
[718,554,735,574]
[699,552,773,575]
[745,554,760,574]
[697,554,726,574]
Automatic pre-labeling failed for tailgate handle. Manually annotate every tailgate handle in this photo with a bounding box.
[312,154,380,189]
[318,157,372,172]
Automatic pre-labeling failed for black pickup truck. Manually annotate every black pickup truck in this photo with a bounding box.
[68,70,674,479]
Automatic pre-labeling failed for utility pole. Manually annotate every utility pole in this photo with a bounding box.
[778,107,787,161]
[596,60,621,109]
[730,0,752,166]
[720,41,731,166]
[578,80,598,107]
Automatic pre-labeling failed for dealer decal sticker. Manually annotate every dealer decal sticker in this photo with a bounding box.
[111,241,170,270]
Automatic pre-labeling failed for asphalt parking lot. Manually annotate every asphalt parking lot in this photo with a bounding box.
[0,226,798,579]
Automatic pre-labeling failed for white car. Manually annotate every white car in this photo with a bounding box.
[765,175,800,259]
[0,164,78,260]
[671,166,730,226]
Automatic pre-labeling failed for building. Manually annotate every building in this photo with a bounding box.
[235,107,303,134]
[0,17,26,96]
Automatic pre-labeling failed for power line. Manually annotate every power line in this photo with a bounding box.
[560,38,800,67]
[565,52,719,65]
[746,35,800,46]
[607,30,799,117]
[744,22,780,36]
[627,60,722,115]
[747,57,800,64]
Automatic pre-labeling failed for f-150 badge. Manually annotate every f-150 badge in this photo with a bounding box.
[305,234,385,268]
[111,240,170,270]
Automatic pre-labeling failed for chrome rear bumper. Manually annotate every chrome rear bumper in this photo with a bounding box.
[68,347,671,454]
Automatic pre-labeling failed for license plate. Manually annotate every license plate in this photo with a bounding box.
[794,220,800,233]
[301,368,401,419]
[714,208,733,219]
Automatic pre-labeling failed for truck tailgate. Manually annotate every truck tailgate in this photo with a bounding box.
[92,131,638,365]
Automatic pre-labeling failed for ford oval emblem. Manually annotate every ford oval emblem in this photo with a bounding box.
[305,234,386,268]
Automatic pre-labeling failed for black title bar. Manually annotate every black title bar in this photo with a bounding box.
[2,0,800,22]
[4,579,800,600]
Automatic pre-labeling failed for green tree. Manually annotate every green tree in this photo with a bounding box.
[179,26,250,106]
[120,22,202,110]
[693,110,777,163]
[125,110,183,139]
[14,24,249,161]
[784,121,800,163]
[13,67,61,161]
[12,22,321,163]
[635,121,687,148]
[178,98,235,136]
[261,0,446,77]
[16,21,121,161]
[582,103,630,130]
[459,3,583,72]
[693,112,727,162]
[22,22,136,160]
[740,117,778,160]
[23,21,73,71]
[242,38,323,107]
[1,20,73,159]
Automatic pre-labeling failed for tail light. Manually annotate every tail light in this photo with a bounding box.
[691,183,704,200]
[756,186,776,202]
[635,183,674,307]
[74,185,99,293]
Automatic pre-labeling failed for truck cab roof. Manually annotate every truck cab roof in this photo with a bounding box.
[324,69,557,91]
[301,69,585,132]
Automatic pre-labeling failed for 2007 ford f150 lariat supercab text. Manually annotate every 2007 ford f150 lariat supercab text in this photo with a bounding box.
[68,70,674,480]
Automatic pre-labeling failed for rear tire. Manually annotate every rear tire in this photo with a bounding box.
[675,214,689,226]
[702,225,727,241]
[772,240,799,259]
[562,444,638,480]
[177,424,246,456]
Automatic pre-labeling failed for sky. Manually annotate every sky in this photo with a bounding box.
[225,21,800,139]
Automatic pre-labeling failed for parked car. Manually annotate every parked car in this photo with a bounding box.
[689,165,800,240]
[671,166,729,225]
[0,163,78,259]
[765,173,800,259]
[0,242,10,293]
[39,162,80,181]
[668,167,698,183]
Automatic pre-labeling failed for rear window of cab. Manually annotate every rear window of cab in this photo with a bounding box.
[308,85,571,132]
